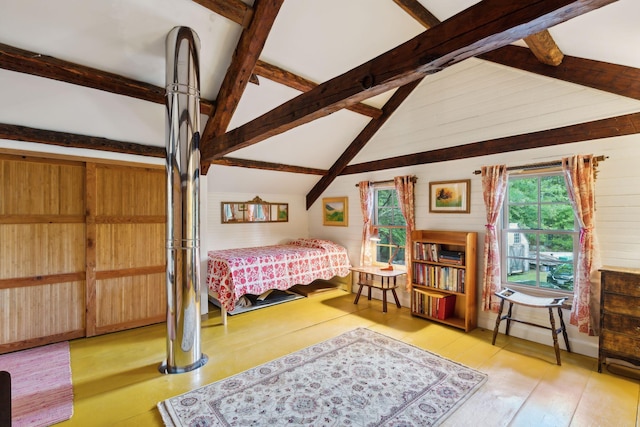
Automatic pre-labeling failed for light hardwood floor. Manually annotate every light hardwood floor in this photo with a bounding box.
[60,289,639,426]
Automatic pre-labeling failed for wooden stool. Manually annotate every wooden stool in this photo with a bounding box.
[492,288,571,365]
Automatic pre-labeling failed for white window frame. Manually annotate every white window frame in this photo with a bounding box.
[500,170,579,297]
[372,186,407,268]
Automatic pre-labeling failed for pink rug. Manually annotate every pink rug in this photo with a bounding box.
[0,341,74,427]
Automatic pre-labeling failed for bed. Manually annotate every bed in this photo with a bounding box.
[207,238,352,323]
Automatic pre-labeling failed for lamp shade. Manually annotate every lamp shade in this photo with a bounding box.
[370,228,381,241]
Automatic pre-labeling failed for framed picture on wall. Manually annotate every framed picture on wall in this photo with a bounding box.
[277,204,288,221]
[322,197,348,226]
[429,179,470,213]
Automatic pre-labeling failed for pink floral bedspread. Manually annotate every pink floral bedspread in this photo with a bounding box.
[207,238,351,312]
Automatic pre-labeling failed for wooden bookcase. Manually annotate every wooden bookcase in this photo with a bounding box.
[410,230,477,332]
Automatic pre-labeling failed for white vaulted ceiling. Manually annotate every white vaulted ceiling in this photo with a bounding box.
[1,0,639,199]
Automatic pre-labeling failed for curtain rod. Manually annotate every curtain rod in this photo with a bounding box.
[472,155,607,175]
[355,176,417,187]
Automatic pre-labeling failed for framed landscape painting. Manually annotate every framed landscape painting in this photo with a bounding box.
[429,179,470,213]
[323,197,348,226]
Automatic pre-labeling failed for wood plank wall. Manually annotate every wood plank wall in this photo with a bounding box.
[0,154,166,353]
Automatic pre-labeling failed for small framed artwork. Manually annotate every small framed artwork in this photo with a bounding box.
[322,197,348,226]
[277,204,288,221]
[429,179,470,213]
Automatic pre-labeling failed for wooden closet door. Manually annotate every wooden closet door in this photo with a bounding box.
[0,155,85,353]
[90,164,166,335]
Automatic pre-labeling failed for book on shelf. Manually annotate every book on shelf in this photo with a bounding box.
[438,250,465,265]
[413,243,465,265]
[413,242,441,262]
[411,264,466,293]
[435,294,456,320]
[412,289,456,320]
[430,244,439,262]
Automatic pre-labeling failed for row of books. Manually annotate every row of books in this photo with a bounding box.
[412,264,466,293]
[412,289,456,320]
[413,242,465,265]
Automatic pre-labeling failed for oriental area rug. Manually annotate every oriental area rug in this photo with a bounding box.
[0,341,74,427]
[157,328,487,426]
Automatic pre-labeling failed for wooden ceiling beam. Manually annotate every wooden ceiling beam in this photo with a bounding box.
[0,43,215,116]
[211,157,326,175]
[392,0,440,28]
[254,61,383,119]
[200,0,284,167]
[5,108,637,178]
[523,30,564,66]
[191,0,253,27]
[305,79,423,209]
[0,122,328,174]
[193,0,380,119]
[253,60,314,92]
[340,112,640,175]
[396,0,634,95]
[394,0,632,100]
[394,0,564,67]
[204,46,640,179]
[480,45,640,100]
[201,0,617,162]
[0,123,165,158]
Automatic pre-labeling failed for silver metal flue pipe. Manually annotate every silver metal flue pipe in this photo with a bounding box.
[160,26,207,374]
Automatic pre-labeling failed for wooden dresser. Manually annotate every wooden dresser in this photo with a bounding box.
[599,267,640,373]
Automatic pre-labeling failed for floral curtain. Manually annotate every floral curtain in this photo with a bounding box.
[359,181,375,266]
[481,165,508,312]
[562,155,601,335]
[394,176,416,291]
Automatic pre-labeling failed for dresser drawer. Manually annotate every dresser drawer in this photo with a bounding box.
[603,312,640,336]
[602,271,640,297]
[602,293,640,317]
[601,330,640,358]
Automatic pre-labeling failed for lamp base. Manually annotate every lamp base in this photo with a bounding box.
[380,245,399,272]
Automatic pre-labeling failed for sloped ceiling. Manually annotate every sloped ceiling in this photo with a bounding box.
[1,0,639,206]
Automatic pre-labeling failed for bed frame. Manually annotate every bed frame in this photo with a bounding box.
[206,239,352,324]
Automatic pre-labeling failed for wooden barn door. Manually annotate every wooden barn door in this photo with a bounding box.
[89,163,166,336]
[0,154,86,352]
[0,154,167,353]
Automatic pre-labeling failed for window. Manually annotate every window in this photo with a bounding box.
[373,187,407,266]
[502,172,578,293]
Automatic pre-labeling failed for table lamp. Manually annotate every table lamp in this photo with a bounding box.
[380,244,399,270]
[370,228,399,271]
